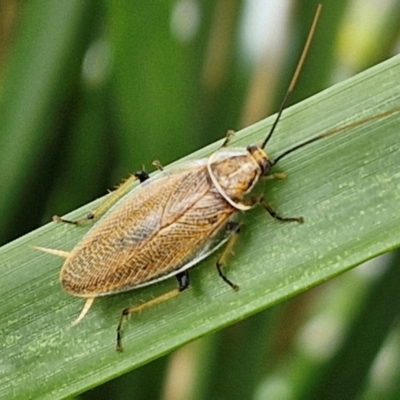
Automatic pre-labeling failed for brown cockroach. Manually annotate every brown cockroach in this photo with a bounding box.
[34,5,398,351]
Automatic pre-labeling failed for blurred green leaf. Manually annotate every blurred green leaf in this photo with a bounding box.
[0,0,97,243]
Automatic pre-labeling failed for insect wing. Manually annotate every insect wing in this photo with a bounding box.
[61,164,235,297]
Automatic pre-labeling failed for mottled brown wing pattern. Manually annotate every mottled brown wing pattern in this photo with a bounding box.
[61,165,235,297]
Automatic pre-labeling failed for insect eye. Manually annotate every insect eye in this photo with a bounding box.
[247,145,271,175]
[261,159,271,175]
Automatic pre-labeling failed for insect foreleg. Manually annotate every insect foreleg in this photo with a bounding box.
[216,221,240,290]
[256,196,304,223]
[152,160,164,171]
[220,129,235,148]
[53,171,148,225]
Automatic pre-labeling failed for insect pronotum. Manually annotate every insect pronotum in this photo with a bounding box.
[34,4,399,351]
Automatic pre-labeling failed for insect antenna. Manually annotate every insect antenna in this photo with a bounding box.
[262,4,400,167]
[261,4,322,150]
[271,107,400,166]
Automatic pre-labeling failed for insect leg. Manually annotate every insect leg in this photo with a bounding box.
[176,271,190,291]
[53,171,148,225]
[257,196,304,223]
[134,170,150,183]
[216,221,240,290]
[220,130,235,148]
[152,160,164,171]
[115,279,187,352]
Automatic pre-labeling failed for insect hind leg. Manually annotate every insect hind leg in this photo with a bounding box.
[53,170,149,225]
[177,271,190,291]
[115,272,190,352]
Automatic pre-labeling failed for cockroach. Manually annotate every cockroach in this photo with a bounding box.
[34,5,398,351]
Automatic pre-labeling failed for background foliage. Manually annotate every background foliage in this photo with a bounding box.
[0,0,400,399]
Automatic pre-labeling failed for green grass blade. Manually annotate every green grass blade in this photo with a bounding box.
[1,53,400,399]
